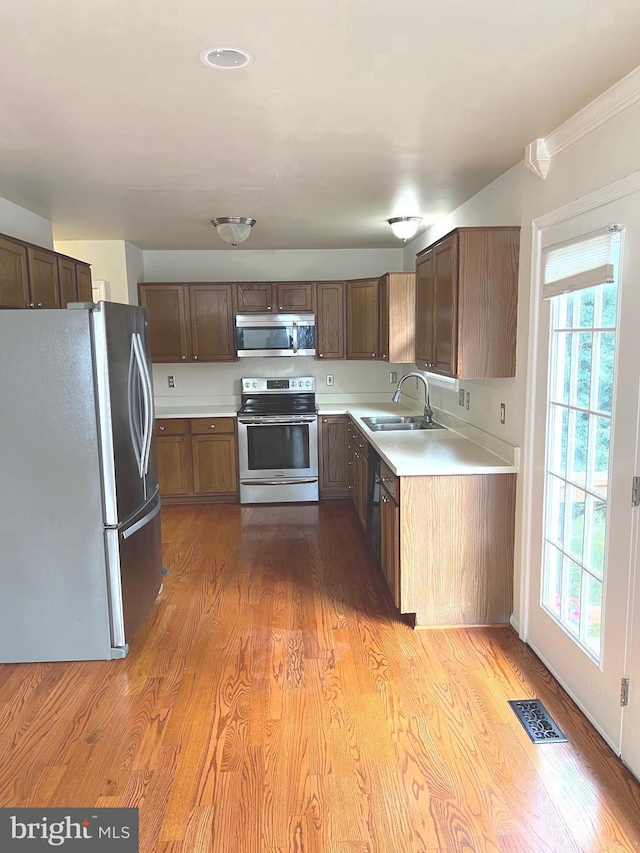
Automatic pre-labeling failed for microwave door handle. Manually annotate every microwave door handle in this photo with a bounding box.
[292,321,298,354]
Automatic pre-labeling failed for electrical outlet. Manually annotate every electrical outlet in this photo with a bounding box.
[389,371,397,384]
[465,391,470,410]
[500,403,506,425]
[167,376,175,388]
[458,388,465,407]
[326,374,334,387]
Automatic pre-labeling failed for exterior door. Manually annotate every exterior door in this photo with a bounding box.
[525,193,640,764]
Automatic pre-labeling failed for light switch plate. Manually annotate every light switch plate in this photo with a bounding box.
[326,374,334,386]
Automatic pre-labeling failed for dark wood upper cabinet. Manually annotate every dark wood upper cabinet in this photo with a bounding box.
[415,227,519,379]
[27,247,60,309]
[235,283,274,312]
[76,263,93,302]
[346,278,379,359]
[316,280,345,360]
[275,282,314,312]
[378,272,415,364]
[0,236,29,309]
[58,257,78,306]
[139,284,191,362]
[189,284,235,361]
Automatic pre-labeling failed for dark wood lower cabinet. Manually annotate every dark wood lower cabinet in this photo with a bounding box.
[319,416,349,498]
[380,482,400,609]
[155,417,239,503]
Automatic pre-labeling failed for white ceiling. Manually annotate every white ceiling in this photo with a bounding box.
[1,0,639,250]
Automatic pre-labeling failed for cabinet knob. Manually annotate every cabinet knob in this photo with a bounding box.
[194,355,199,360]
[159,425,165,431]
[37,302,43,308]
[181,355,186,360]
[209,424,216,429]
[319,353,323,358]
[382,354,387,360]
[26,302,34,308]
[371,353,375,357]
[268,306,272,310]
[279,306,283,310]
[322,418,327,423]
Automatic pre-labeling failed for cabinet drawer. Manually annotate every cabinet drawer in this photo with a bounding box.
[191,417,236,434]
[155,418,189,435]
[380,460,399,502]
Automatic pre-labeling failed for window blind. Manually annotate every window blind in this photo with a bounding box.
[542,225,620,300]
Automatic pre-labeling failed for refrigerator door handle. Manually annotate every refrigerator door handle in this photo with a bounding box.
[136,333,155,477]
[128,337,144,478]
[121,495,161,540]
[131,332,151,478]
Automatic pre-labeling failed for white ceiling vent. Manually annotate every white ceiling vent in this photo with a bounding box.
[199,47,253,70]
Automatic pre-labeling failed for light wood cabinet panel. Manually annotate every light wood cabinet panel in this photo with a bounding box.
[139,284,190,362]
[156,434,193,497]
[189,284,235,362]
[235,283,274,312]
[191,417,236,434]
[276,282,314,312]
[192,434,238,495]
[400,473,516,625]
[346,279,379,359]
[319,415,349,498]
[155,418,189,436]
[316,280,345,360]
[76,264,93,302]
[415,227,519,379]
[380,483,400,609]
[0,236,29,309]
[378,272,416,363]
[57,257,78,306]
[27,247,60,309]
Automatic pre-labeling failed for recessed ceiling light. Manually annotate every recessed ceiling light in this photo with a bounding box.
[200,47,253,70]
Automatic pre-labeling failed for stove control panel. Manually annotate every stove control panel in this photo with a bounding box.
[242,377,316,393]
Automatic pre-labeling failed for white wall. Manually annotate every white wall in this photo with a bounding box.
[124,242,145,304]
[143,248,403,282]
[0,196,53,248]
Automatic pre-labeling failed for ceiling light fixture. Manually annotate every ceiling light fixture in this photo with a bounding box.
[200,47,253,70]
[211,217,256,248]
[387,216,422,241]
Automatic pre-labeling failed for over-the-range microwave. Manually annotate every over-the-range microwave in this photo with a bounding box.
[235,313,316,357]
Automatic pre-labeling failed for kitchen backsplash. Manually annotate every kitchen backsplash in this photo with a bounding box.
[152,359,415,407]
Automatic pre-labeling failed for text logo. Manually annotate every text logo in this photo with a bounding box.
[0,809,138,850]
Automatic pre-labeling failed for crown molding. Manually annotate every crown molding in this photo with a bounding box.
[526,65,640,180]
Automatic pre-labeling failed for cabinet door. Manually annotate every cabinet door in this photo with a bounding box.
[192,434,239,495]
[346,279,379,359]
[27,247,60,309]
[0,236,29,308]
[319,416,349,497]
[316,281,345,360]
[415,249,435,370]
[57,257,78,306]
[354,448,369,529]
[156,434,193,496]
[380,485,400,609]
[139,284,190,362]
[189,284,236,362]
[433,235,458,376]
[76,264,93,302]
[235,283,274,312]
[378,274,389,361]
[276,282,314,312]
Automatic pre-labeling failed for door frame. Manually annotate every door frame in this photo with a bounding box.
[518,170,640,749]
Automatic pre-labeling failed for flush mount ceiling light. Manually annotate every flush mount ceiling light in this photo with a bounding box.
[200,47,253,70]
[211,217,256,248]
[387,216,422,241]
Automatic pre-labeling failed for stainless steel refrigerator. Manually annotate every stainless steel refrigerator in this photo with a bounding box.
[0,301,163,662]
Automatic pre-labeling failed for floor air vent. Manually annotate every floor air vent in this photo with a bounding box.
[508,699,568,744]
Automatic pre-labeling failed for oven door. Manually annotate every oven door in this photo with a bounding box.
[237,415,318,480]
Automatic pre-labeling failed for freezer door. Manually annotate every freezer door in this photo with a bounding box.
[93,302,158,525]
[105,490,163,653]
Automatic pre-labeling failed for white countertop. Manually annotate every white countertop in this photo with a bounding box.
[154,400,517,477]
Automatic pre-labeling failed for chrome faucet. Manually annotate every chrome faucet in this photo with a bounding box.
[392,372,434,427]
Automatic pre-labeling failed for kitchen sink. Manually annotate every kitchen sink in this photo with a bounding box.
[362,415,446,432]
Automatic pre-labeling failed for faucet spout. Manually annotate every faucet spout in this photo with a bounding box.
[392,372,434,426]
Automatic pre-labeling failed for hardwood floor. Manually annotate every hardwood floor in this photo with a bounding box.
[1,502,640,851]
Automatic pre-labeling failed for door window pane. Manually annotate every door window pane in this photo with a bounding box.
[541,281,617,663]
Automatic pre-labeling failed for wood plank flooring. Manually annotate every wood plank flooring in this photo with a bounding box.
[1,502,640,851]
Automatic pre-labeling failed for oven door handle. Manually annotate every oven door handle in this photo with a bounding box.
[238,416,317,425]
[292,321,299,354]
[241,478,319,486]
